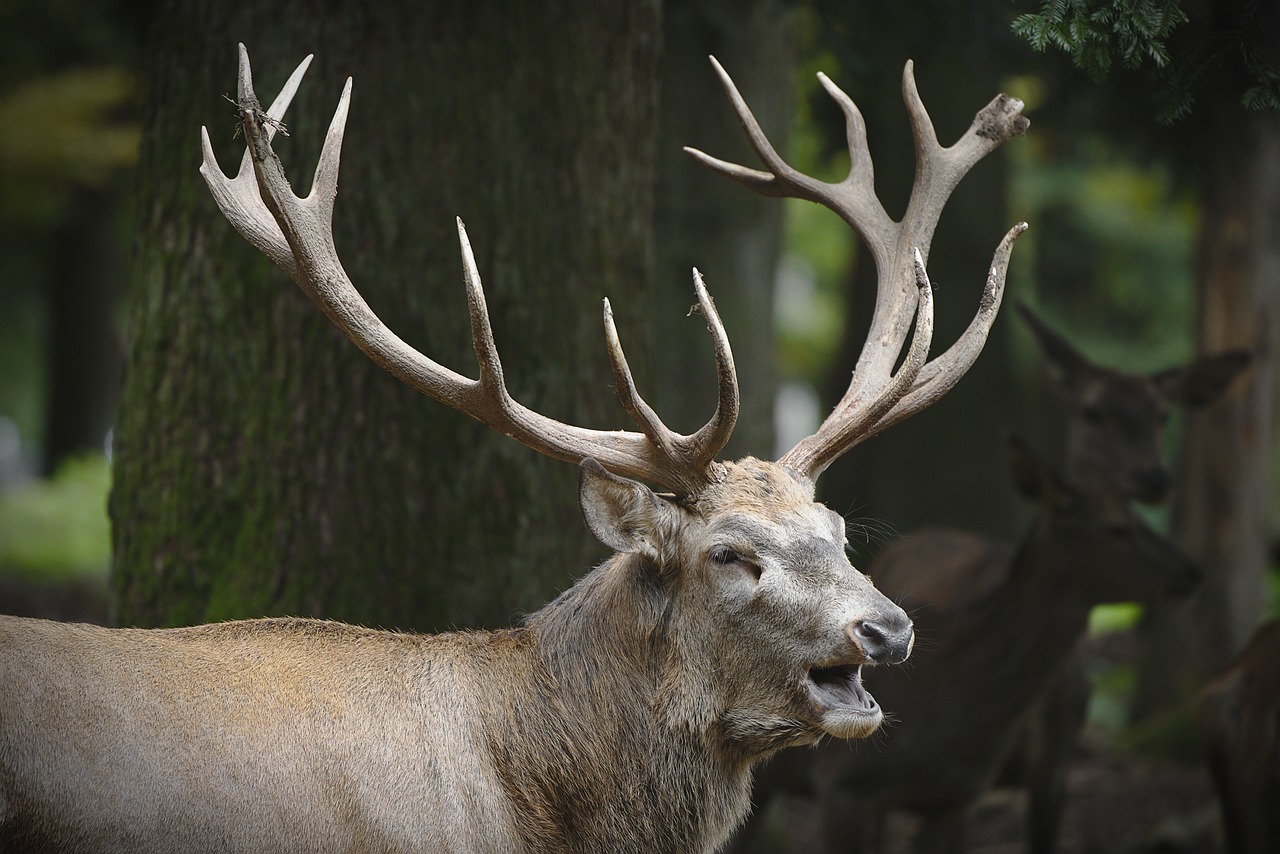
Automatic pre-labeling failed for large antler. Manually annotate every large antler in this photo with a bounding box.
[687,58,1029,483]
[200,45,737,497]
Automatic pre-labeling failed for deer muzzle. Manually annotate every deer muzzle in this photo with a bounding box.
[848,613,914,665]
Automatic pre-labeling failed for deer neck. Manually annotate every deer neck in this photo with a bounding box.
[997,514,1097,666]
[482,553,749,853]
[925,516,1096,723]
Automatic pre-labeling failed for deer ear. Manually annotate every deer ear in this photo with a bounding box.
[578,458,681,559]
[1153,350,1251,409]
[1017,303,1094,390]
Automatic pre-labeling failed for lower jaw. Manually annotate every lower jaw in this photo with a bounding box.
[820,707,884,740]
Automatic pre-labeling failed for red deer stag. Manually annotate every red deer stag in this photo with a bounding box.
[0,45,1027,853]
[1199,618,1280,854]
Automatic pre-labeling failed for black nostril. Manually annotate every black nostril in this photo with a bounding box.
[849,618,914,665]
[853,620,886,650]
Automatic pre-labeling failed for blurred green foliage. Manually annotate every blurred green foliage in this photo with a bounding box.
[1007,129,1198,380]
[0,454,111,581]
[773,43,854,386]
[0,66,139,228]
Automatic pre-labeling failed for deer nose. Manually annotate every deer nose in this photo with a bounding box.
[848,614,914,665]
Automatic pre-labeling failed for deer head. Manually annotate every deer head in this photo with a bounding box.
[1018,304,1250,503]
[1007,435,1201,604]
[199,45,1028,757]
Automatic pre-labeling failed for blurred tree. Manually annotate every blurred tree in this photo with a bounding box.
[0,0,142,474]
[111,0,661,629]
[1015,0,1280,721]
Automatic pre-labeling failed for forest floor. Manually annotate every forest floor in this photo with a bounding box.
[748,740,1221,854]
[969,743,1220,854]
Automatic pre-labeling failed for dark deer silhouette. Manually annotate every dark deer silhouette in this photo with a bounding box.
[1199,618,1280,854]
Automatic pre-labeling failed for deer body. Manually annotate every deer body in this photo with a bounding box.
[0,45,1029,852]
[857,497,1197,793]
[1199,618,1280,854]
[0,463,890,850]
[1006,307,1249,853]
[5,610,739,854]
[1,460,906,853]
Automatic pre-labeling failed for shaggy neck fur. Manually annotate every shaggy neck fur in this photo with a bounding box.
[480,552,751,854]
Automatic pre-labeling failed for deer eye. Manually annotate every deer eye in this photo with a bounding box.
[710,547,741,565]
[710,547,762,582]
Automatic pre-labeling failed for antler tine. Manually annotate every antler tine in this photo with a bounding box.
[199,48,313,275]
[455,219,509,399]
[683,58,896,263]
[693,56,1028,484]
[203,46,738,497]
[686,268,739,464]
[780,251,935,479]
[604,297,676,456]
[846,221,1026,445]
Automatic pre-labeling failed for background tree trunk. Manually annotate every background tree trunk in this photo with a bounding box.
[43,188,124,474]
[1133,68,1280,718]
[655,0,798,461]
[111,0,661,630]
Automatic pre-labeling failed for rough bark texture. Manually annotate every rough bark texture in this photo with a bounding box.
[655,0,798,461]
[111,1,661,630]
[1133,67,1280,716]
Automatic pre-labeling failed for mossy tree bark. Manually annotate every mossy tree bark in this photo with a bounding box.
[111,0,661,630]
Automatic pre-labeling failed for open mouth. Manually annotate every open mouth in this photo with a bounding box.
[806,663,882,738]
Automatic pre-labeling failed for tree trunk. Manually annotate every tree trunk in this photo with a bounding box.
[43,188,124,473]
[1133,77,1280,718]
[111,0,661,630]
[655,0,798,460]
